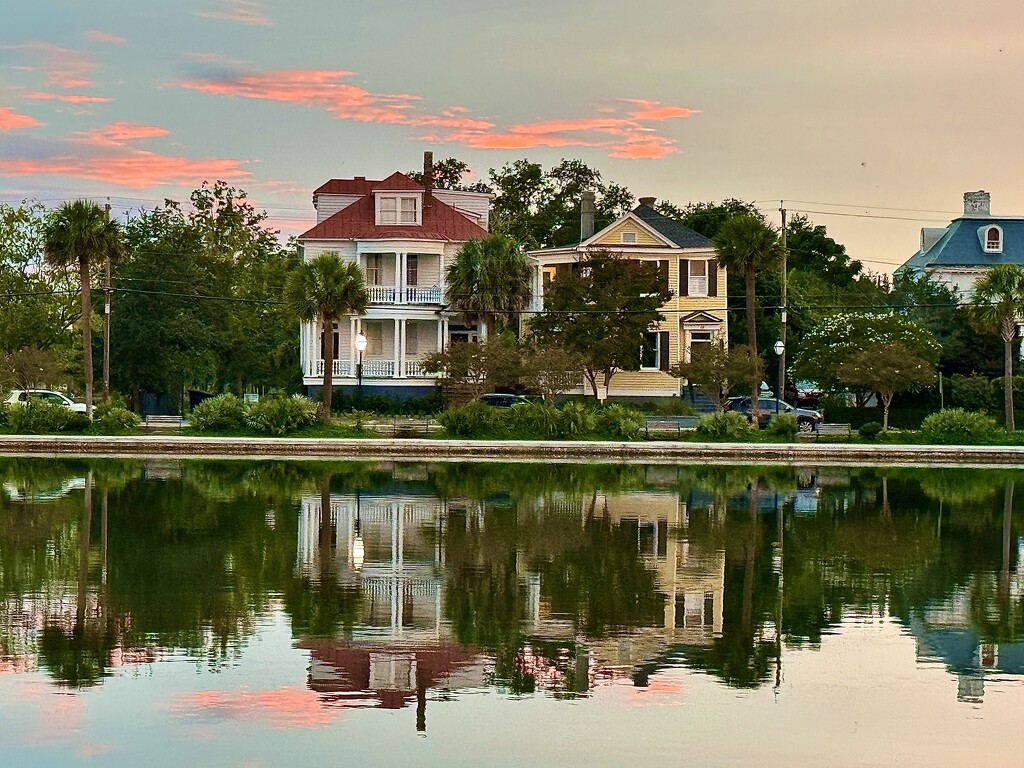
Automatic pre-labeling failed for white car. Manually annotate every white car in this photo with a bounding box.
[3,389,89,414]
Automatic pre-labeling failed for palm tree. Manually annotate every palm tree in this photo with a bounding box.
[44,200,125,415]
[970,264,1024,430]
[714,215,783,409]
[285,253,369,423]
[446,234,532,338]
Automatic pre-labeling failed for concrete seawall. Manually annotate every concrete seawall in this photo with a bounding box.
[2,435,1024,468]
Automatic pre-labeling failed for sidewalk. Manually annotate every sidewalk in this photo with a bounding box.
[2,435,1023,468]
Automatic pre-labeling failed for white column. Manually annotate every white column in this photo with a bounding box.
[397,252,406,303]
[399,319,407,378]
[479,320,488,342]
[350,317,357,373]
[438,253,446,303]
[393,318,401,378]
[436,319,444,353]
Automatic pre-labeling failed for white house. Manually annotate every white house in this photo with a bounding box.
[296,153,492,398]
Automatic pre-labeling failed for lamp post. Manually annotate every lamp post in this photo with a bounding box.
[355,332,367,403]
[773,339,785,414]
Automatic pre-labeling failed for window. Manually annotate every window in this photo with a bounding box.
[319,323,339,360]
[679,258,718,297]
[641,331,670,370]
[377,194,419,225]
[365,254,384,286]
[406,323,419,355]
[363,321,384,356]
[406,254,418,286]
[620,231,637,244]
[688,260,708,296]
[986,226,1002,252]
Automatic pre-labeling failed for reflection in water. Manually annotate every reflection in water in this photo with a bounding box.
[0,459,1022,762]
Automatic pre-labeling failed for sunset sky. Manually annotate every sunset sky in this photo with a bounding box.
[2,0,1022,272]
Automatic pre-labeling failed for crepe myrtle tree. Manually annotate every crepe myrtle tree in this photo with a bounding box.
[671,343,764,411]
[838,342,936,431]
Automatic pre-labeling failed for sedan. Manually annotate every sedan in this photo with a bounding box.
[3,389,89,414]
[725,397,823,432]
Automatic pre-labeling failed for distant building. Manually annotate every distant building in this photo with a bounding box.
[895,191,1024,295]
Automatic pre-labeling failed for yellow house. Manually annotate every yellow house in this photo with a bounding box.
[528,196,727,398]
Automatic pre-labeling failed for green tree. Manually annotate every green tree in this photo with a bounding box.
[518,342,587,403]
[785,214,862,287]
[43,200,126,414]
[671,342,764,410]
[284,253,369,422]
[713,215,784,409]
[406,156,491,192]
[838,343,936,430]
[969,265,1024,431]
[445,234,532,338]
[531,251,670,398]
[422,337,522,400]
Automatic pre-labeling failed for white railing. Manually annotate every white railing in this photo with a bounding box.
[403,286,443,304]
[404,360,431,378]
[311,358,442,379]
[368,285,397,303]
[362,359,395,378]
[314,359,353,377]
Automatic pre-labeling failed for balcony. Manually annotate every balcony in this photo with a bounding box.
[312,357,435,379]
[366,285,443,305]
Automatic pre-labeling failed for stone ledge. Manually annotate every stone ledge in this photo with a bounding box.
[1,435,1023,468]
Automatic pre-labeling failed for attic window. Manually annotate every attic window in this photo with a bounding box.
[620,231,637,244]
[985,226,1002,253]
[377,194,419,225]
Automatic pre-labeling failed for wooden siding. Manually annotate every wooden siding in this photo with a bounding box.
[315,194,362,223]
[593,219,664,247]
[302,241,358,261]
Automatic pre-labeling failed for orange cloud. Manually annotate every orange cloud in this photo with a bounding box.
[179,69,494,130]
[0,151,250,189]
[195,0,273,26]
[171,687,338,728]
[22,91,112,104]
[85,30,127,46]
[73,121,170,146]
[1,43,97,89]
[0,106,41,131]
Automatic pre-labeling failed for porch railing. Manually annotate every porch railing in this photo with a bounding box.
[311,358,439,379]
[403,286,443,304]
[365,285,444,305]
[367,285,397,303]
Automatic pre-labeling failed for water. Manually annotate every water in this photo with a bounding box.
[0,459,1020,767]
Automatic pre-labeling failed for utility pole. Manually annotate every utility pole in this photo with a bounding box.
[778,201,788,408]
[103,200,112,404]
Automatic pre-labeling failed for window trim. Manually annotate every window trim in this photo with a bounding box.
[687,259,709,298]
[620,231,638,244]
[375,193,421,225]
[406,254,419,287]
[983,225,1003,253]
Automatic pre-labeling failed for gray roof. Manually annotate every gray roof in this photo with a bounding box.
[898,217,1024,275]
[632,204,713,248]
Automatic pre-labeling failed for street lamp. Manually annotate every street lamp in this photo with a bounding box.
[355,332,367,402]
[773,339,785,414]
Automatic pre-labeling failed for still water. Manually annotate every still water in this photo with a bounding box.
[0,459,1020,767]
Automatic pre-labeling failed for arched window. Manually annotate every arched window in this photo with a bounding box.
[986,226,1001,251]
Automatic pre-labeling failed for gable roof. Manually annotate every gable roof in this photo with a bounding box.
[631,204,713,249]
[300,192,488,242]
[313,171,424,196]
[899,217,1024,273]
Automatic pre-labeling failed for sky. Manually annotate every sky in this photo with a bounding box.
[2,0,1023,273]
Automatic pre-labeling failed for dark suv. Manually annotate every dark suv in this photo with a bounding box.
[477,393,534,408]
[725,397,823,432]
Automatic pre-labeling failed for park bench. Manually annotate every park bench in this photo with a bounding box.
[644,415,699,439]
[144,415,184,434]
[368,418,439,437]
[810,423,852,439]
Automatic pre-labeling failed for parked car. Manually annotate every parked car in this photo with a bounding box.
[725,396,823,432]
[477,393,534,408]
[795,381,822,409]
[3,389,89,414]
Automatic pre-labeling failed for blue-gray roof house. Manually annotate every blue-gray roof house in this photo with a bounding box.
[895,191,1024,295]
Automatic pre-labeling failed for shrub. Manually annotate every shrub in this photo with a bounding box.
[9,402,89,434]
[501,402,565,439]
[559,401,596,438]
[696,411,754,440]
[858,421,883,440]
[190,394,246,432]
[438,402,499,438]
[919,408,999,445]
[595,404,645,441]
[0,403,8,429]
[767,413,798,438]
[92,405,141,434]
[948,374,995,413]
[245,395,318,436]
[331,388,443,416]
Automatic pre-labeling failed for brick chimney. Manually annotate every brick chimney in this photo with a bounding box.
[580,190,596,241]
[963,190,991,215]
[422,151,433,208]
[638,196,657,207]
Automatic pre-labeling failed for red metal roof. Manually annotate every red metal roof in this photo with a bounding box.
[300,183,489,242]
[313,171,424,195]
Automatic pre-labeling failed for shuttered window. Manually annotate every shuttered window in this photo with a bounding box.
[679,258,718,297]
[642,331,671,371]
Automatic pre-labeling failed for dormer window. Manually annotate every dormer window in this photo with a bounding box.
[620,231,637,244]
[985,226,1002,253]
[377,194,420,225]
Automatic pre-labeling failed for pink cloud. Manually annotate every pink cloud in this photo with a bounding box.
[195,0,273,26]
[85,30,127,46]
[72,121,170,146]
[179,68,696,159]
[22,91,112,104]
[1,43,97,89]
[0,151,250,189]
[0,106,41,131]
[170,687,338,729]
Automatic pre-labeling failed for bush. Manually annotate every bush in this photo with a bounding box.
[559,401,596,438]
[190,394,246,432]
[696,411,754,440]
[9,402,90,434]
[0,403,8,429]
[948,374,995,413]
[858,421,883,440]
[767,413,798,438]
[438,402,499,438]
[92,404,141,434]
[919,408,999,445]
[246,395,318,436]
[500,402,565,439]
[331,388,443,416]
[595,404,645,441]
